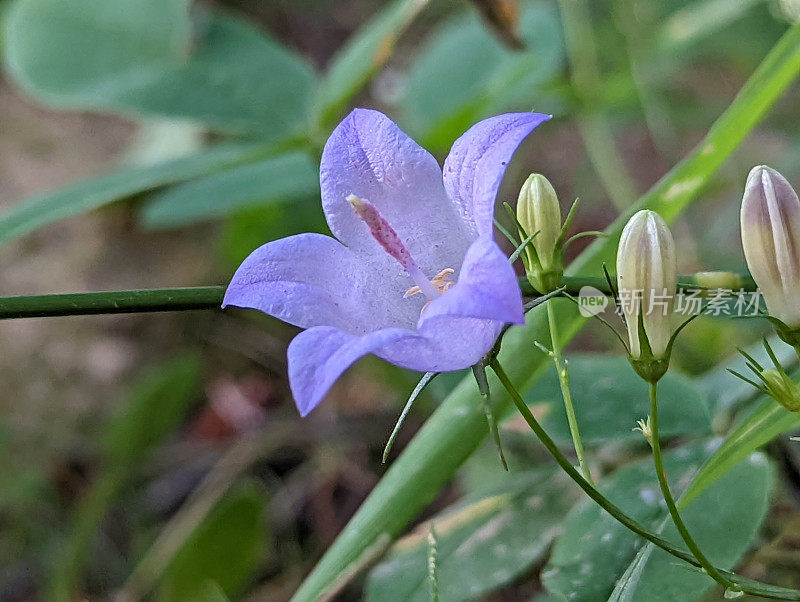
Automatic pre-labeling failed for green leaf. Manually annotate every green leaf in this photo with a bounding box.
[543,440,773,602]
[159,479,269,601]
[315,0,430,127]
[680,396,800,508]
[103,354,201,469]
[529,355,711,445]
[0,143,271,247]
[48,354,202,599]
[365,469,578,602]
[401,1,563,150]
[283,23,800,602]
[4,1,317,138]
[140,151,319,228]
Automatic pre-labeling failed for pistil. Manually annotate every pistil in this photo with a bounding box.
[347,194,442,301]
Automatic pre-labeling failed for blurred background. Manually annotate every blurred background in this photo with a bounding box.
[0,0,799,600]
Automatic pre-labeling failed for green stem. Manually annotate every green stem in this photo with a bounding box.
[491,358,800,600]
[546,299,593,484]
[0,274,758,320]
[0,286,225,318]
[648,383,738,591]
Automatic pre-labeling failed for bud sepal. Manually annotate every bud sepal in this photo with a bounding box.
[729,339,800,413]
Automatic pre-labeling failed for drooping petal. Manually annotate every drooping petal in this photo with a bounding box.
[223,233,421,333]
[376,316,503,373]
[419,237,524,327]
[320,108,473,275]
[443,112,551,238]
[288,325,416,416]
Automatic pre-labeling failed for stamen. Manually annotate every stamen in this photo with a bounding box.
[347,194,440,300]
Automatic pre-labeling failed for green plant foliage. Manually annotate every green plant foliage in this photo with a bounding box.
[543,440,773,601]
[102,354,201,469]
[0,143,272,247]
[400,1,564,150]
[314,0,430,128]
[529,354,711,444]
[140,151,319,228]
[365,468,578,601]
[159,479,269,601]
[4,0,317,138]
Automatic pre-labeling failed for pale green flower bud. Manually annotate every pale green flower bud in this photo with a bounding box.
[740,165,800,332]
[516,174,563,293]
[760,368,800,412]
[616,210,677,371]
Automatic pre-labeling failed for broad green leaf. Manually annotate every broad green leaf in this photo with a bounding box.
[365,469,578,602]
[315,0,430,127]
[103,354,201,469]
[401,1,563,150]
[289,23,800,602]
[5,1,317,138]
[140,151,319,228]
[543,441,773,602]
[680,396,800,507]
[159,479,269,601]
[0,143,271,246]
[528,355,711,445]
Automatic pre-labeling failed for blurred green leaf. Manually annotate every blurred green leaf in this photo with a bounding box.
[365,468,578,601]
[5,0,317,138]
[315,0,430,127]
[544,440,773,601]
[401,1,563,150]
[529,355,711,445]
[140,151,319,228]
[49,354,202,600]
[680,397,800,507]
[0,143,271,247]
[159,479,269,601]
[103,354,201,468]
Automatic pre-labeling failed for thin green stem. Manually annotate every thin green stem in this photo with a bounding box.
[546,299,593,484]
[0,274,758,320]
[648,383,738,592]
[491,358,800,600]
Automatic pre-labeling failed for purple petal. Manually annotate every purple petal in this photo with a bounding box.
[223,233,420,333]
[376,317,503,373]
[419,237,524,326]
[443,113,551,237]
[320,109,473,274]
[288,326,415,416]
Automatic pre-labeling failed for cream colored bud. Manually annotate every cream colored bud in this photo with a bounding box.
[616,210,677,360]
[517,174,561,271]
[740,165,800,328]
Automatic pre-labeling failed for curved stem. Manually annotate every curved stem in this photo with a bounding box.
[648,383,738,591]
[546,299,593,484]
[490,358,800,600]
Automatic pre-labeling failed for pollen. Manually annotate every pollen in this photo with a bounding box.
[404,268,455,299]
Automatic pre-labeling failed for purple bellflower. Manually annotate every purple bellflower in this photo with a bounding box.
[223,109,550,416]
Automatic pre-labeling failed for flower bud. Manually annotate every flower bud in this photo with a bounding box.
[740,165,800,331]
[516,174,563,293]
[760,368,800,412]
[616,210,677,370]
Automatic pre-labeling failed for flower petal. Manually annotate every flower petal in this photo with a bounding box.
[223,233,420,333]
[419,237,524,326]
[320,108,473,273]
[288,326,415,416]
[376,316,503,373]
[443,112,551,237]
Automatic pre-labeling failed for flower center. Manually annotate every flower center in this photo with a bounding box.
[347,194,453,303]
